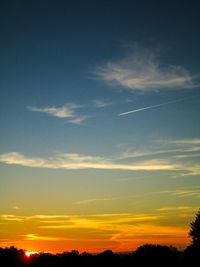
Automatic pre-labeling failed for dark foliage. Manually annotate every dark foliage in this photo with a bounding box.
[132,244,180,266]
[0,245,199,267]
[189,208,200,245]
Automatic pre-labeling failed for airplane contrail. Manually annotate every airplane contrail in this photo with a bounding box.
[118,94,200,116]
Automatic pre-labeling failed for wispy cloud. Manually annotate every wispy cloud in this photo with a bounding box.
[24,234,63,241]
[0,212,162,227]
[177,165,200,177]
[0,138,199,175]
[115,138,200,176]
[1,214,24,222]
[75,187,200,206]
[0,152,177,171]
[0,214,71,222]
[76,197,119,205]
[28,103,88,125]
[28,99,113,124]
[151,186,200,199]
[162,139,200,146]
[92,99,112,108]
[115,138,200,160]
[156,206,195,212]
[171,189,200,198]
[94,47,198,92]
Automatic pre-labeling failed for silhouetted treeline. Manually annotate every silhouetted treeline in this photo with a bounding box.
[0,244,199,267]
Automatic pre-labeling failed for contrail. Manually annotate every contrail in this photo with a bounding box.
[118,94,200,116]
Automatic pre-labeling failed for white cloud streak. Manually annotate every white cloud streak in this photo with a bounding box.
[28,104,87,125]
[114,139,200,161]
[94,48,198,92]
[156,206,195,212]
[92,99,112,108]
[24,233,63,241]
[162,139,200,145]
[0,138,199,175]
[76,197,119,205]
[75,186,200,206]
[0,152,176,171]
[1,214,24,222]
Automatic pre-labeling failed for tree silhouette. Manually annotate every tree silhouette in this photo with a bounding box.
[183,209,200,266]
[133,244,179,266]
[189,208,200,245]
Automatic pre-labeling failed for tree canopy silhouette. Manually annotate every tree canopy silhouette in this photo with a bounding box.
[189,208,200,245]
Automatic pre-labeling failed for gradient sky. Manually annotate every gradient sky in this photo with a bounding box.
[0,0,200,253]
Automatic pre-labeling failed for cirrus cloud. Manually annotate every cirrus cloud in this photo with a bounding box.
[94,48,198,92]
[0,138,199,175]
[28,103,88,125]
[0,151,177,171]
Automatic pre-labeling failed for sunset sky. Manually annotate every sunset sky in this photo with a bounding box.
[0,0,200,253]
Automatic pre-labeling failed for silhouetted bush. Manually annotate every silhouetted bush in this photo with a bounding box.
[0,246,25,267]
[132,244,180,266]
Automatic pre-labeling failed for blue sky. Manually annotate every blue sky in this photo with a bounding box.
[0,0,200,252]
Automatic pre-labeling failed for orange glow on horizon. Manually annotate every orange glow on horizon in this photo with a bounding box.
[25,251,39,257]
[16,235,190,254]
[0,210,195,254]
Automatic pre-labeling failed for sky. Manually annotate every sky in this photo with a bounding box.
[0,0,200,253]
